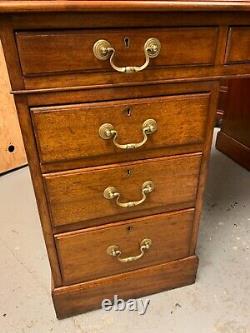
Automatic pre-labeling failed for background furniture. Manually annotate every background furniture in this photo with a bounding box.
[0,41,26,174]
[216,78,250,170]
[1,0,250,319]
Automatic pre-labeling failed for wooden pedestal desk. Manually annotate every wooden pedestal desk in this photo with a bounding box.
[1,0,250,319]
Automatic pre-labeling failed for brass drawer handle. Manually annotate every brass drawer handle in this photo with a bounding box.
[103,180,154,208]
[99,119,157,150]
[107,238,152,263]
[93,38,161,73]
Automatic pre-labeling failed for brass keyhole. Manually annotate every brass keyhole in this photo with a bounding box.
[123,106,132,117]
[124,37,130,48]
[127,169,132,176]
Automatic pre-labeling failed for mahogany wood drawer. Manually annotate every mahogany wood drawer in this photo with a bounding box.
[44,153,201,229]
[4,3,250,319]
[16,27,218,77]
[31,92,210,166]
[55,209,194,285]
[225,26,250,64]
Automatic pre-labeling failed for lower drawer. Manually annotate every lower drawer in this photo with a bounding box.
[44,153,201,229]
[55,209,194,285]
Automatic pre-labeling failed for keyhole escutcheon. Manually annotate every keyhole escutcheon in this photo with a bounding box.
[124,37,130,48]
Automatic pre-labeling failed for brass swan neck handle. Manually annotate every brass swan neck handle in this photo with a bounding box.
[107,239,152,263]
[99,119,157,150]
[103,181,154,208]
[93,38,161,73]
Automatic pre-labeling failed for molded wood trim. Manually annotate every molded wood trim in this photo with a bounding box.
[0,1,250,13]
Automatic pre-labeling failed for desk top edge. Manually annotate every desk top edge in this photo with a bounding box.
[1,1,250,13]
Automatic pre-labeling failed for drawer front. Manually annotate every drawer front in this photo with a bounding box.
[225,27,250,64]
[16,27,218,76]
[55,209,194,284]
[32,93,210,164]
[44,154,201,228]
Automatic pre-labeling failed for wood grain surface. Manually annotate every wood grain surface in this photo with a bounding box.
[1,1,250,13]
[44,153,201,228]
[0,4,249,318]
[216,78,250,169]
[31,93,210,164]
[225,26,250,64]
[55,209,194,284]
[16,27,218,76]
[53,255,198,318]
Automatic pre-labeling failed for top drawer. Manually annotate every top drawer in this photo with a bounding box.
[16,27,218,77]
[225,27,250,64]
